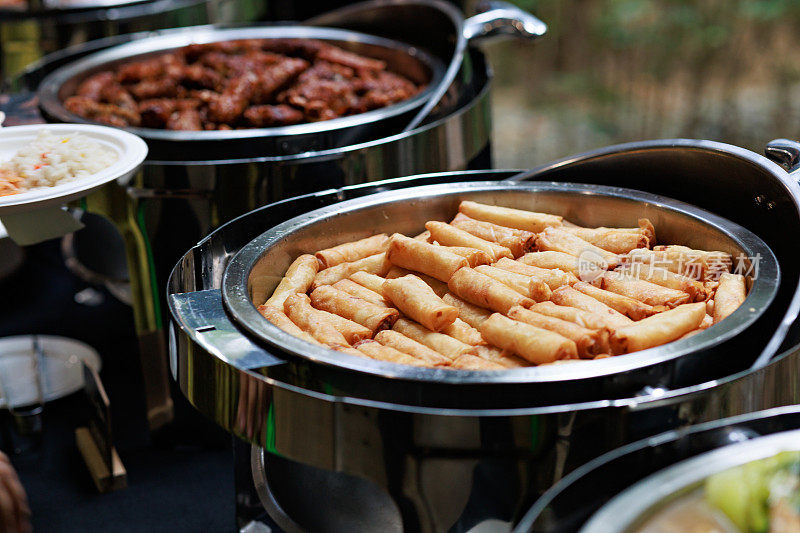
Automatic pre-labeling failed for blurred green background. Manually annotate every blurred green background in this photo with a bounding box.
[484,0,800,167]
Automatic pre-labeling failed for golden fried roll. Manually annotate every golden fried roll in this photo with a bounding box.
[529,301,617,330]
[283,294,351,348]
[492,257,577,290]
[450,354,506,370]
[355,340,426,366]
[311,252,391,290]
[448,267,535,314]
[480,313,578,364]
[332,345,367,358]
[315,234,389,269]
[387,233,469,282]
[706,299,714,316]
[382,275,458,332]
[441,246,493,268]
[562,219,655,253]
[313,308,373,344]
[700,314,713,329]
[374,330,451,366]
[472,345,529,368]
[518,251,580,276]
[263,254,319,307]
[349,271,389,295]
[617,263,707,301]
[628,246,731,280]
[535,227,621,269]
[425,221,513,262]
[600,273,692,308]
[441,318,485,345]
[414,230,431,241]
[442,293,492,328]
[458,200,563,232]
[450,213,536,257]
[712,272,747,324]
[333,279,391,307]
[507,306,606,358]
[609,302,706,354]
[385,266,449,297]
[550,286,633,327]
[474,264,552,302]
[257,305,320,345]
[310,285,399,333]
[392,318,476,359]
[573,281,655,320]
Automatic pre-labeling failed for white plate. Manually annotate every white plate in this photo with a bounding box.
[0,123,148,215]
[0,335,102,409]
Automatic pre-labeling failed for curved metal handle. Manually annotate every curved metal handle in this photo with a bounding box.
[464,1,547,43]
[765,138,800,175]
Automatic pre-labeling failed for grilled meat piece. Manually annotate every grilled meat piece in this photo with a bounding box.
[65,96,141,127]
[76,71,115,99]
[243,104,304,127]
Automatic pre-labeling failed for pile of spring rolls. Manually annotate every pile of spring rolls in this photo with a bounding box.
[256,201,748,370]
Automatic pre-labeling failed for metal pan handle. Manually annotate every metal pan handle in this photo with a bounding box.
[765,138,800,177]
[464,0,547,44]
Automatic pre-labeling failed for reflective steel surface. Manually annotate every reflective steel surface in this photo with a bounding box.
[223,181,778,387]
[168,141,800,531]
[518,406,800,533]
[37,25,445,159]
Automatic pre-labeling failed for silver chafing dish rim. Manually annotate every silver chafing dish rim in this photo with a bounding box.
[220,180,779,385]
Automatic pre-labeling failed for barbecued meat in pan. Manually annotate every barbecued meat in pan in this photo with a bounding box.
[64,38,422,131]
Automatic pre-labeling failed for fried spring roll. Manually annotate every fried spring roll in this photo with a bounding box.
[700,314,713,329]
[450,213,536,257]
[263,254,319,307]
[333,279,391,307]
[573,281,655,320]
[386,266,449,297]
[414,230,431,241]
[616,263,707,301]
[441,318,485,345]
[387,234,469,282]
[392,318,477,359]
[355,340,426,366]
[311,252,390,290]
[600,273,692,308]
[310,285,399,333]
[562,219,655,253]
[442,293,492,328]
[448,267,535,314]
[550,286,633,327]
[425,221,513,262]
[349,271,388,295]
[315,234,389,269]
[472,345,529,368]
[518,251,580,276]
[441,246,493,268]
[529,301,617,331]
[712,272,747,324]
[283,294,351,348]
[450,354,506,370]
[374,330,451,366]
[313,308,373,344]
[257,305,320,345]
[458,200,563,232]
[627,246,732,281]
[507,306,606,358]
[609,302,706,353]
[474,265,552,302]
[382,275,458,332]
[535,227,620,268]
[480,314,578,364]
[492,257,578,289]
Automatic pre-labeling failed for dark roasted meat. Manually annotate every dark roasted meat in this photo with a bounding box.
[64,37,420,131]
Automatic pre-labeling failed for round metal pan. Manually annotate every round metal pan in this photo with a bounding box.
[36,25,444,160]
[580,427,800,533]
[222,181,779,387]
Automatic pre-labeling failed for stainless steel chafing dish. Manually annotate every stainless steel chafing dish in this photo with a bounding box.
[37,26,447,159]
[221,182,778,400]
[167,137,800,531]
[519,406,800,533]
